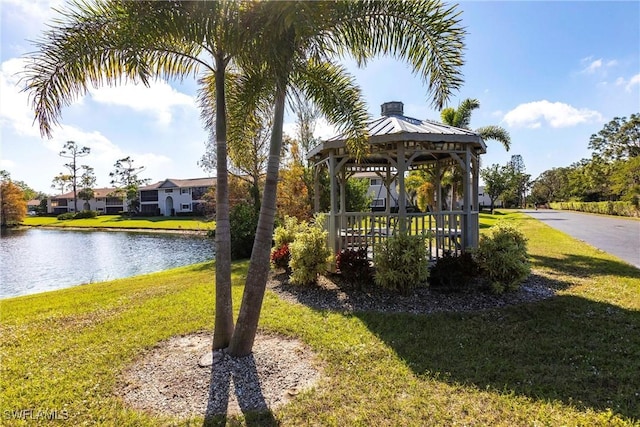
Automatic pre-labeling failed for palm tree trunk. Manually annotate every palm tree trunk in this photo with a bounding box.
[212,54,235,350]
[228,83,287,357]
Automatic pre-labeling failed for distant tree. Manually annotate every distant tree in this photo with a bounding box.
[345,179,373,213]
[611,157,640,204]
[531,167,571,204]
[59,141,90,212]
[277,141,312,221]
[77,165,96,209]
[1,175,27,227]
[480,164,512,213]
[51,173,73,195]
[109,157,149,215]
[440,98,511,206]
[588,114,640,161]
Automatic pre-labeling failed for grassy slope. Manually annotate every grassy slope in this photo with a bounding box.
[21,215,215,231]
[1,211,639,426]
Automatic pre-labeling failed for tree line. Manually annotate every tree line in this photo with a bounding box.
[530,114,639,206]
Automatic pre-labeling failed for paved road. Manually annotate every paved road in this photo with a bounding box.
[522,209,640,269]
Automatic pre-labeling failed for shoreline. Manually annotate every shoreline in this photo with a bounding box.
[17,224,209,236]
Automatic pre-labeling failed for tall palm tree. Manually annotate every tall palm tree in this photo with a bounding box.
[226,0,467,356]
[23,0,250,349]
[25,0,467,358]
[440,97,511,207]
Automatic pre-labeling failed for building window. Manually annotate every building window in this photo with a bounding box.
[181,188,190,194]
[140,190,159,202]
[371,198,385,208]
[370,178,382,186]
[165,189,173,193]
[181,204,190,210]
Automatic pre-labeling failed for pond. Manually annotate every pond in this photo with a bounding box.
[0,228,215,299]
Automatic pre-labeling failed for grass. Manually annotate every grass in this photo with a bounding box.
[21,215,215,231]
[1,211,639,425]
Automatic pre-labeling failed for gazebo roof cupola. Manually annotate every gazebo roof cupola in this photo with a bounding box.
[381,101,404,116]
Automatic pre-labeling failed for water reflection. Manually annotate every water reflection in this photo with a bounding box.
[0,228,215,298]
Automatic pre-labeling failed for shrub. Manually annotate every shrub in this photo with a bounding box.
[289,221,332,285]
[270,243,291,272]
[549,201,639,217]
[57,212,75,220]
[474,221,530,294]
[273,215,305,248]
[429,251,478,293]
[74,210,98,219]
[229,203,259,260]
[374,233,429,294]
[336,247,372,287]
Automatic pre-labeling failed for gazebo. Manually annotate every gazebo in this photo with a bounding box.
[307,101,486,263]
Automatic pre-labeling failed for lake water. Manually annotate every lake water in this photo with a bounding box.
[0,228,215,299]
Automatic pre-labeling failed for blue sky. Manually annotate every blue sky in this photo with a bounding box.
[1,1,639,193]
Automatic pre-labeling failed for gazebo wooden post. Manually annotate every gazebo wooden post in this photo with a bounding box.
[328,152,338,260]
[397,143,407,233]
[313,162,321,212]
[462,145,472,249]
[471,154,480,247]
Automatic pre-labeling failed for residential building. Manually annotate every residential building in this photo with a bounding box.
[478,185,503,209]
[139,178,214,216]
[48,188,126,214]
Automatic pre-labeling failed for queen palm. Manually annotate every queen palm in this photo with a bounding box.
[440,98,511,208]
[225,0,467,355]
[25,0,467,357]
[24,0,251,349]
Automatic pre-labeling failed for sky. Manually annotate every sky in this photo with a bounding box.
[1,1,639,194]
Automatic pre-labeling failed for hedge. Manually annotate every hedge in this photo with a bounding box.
[549,201,639,217]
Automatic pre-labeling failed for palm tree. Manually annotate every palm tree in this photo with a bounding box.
[23,0,250,349]
[25,0,467,358]
[226,0,467,356]
[440,98,511,208]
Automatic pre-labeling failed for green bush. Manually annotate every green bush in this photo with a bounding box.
[549,201,639,217]
[56,212,75,220]
[229,203,259,260]
[474,222,530,294]
[288,220,332,285]
[374,233,429,294]
[429,252,478,293]
[74,210,98,219]
[273,215,306,248]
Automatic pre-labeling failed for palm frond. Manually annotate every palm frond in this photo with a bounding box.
[293,60,369,160]
[21,0,235,138]
[455,98,480,128]
[333,0,466,109]
[477,125,511,151]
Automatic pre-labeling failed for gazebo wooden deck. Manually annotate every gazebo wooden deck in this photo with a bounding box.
[307,101,486,264]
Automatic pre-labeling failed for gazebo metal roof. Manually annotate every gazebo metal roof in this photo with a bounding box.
[308,101,486,164]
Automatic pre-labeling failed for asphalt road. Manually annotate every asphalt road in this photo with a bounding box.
[522,209,640,269]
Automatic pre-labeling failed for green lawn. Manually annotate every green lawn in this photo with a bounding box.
[21,215,215,231]
[1,211,639,425]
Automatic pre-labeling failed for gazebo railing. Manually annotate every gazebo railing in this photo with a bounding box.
[331,211,469,262]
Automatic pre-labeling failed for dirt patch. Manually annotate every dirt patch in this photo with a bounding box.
[117,332,322,419]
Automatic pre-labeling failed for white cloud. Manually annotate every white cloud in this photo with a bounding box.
[583,59,602,74]
[0,58,41,137]
[503,100,603,129]
[625,74,640,92]
[89,80,196,126]
[580,57,618,75]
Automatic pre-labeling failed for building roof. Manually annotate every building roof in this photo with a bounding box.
[52,188,119,199]
[141,177,215,190]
